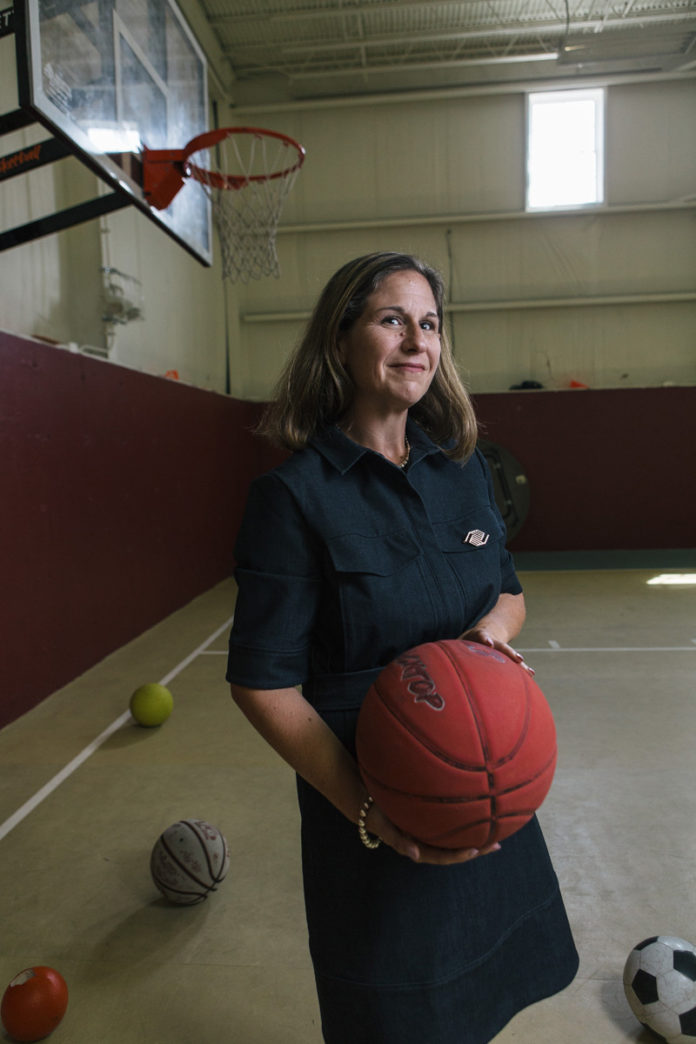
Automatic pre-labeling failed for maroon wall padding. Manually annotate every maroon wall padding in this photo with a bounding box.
[473,387,696,553]
[247,386,696,553]
[0,331,264,731]
[2,328,694,729]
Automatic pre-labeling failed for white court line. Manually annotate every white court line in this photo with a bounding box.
[208,645,696,654]
[519,646,696,653]
[0,615,234,844]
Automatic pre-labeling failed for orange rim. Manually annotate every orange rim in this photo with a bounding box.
[184,126,306,191]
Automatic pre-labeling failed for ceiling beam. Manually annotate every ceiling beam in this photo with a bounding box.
[221,20,696,67]
[209,0,693,29]
[284,51,690,80]
[285,51,562,78]
[208,0,568,27]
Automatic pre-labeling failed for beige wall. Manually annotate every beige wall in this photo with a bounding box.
[229,78,696,398]
[2,38,694,399]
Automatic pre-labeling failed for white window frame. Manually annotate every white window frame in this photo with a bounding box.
[525,88,605,212]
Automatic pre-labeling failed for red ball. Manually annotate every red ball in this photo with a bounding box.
[1,967,68,1042]
[356,639,557,850]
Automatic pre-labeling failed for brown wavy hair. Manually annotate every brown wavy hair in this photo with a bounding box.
[258,251,478,460]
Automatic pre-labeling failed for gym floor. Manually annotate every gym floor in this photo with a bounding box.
[1,567,694,1043]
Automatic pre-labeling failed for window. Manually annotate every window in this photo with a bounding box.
[526,88,605,211]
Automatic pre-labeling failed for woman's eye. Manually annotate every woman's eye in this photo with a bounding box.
[379,314,438,332]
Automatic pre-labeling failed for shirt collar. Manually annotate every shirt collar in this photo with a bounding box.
[309,419,443,475]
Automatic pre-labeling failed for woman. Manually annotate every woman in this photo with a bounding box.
[227,252,578,1043]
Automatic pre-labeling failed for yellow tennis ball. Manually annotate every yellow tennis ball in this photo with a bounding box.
[130,683,173,727]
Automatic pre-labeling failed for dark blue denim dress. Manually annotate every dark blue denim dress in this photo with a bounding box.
[227,422,578,1043]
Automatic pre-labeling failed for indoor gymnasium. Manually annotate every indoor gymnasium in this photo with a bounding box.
[1,1,696,1041]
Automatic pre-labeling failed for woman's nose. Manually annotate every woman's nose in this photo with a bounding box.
[402,321,425,351]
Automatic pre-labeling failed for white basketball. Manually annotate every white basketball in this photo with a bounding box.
[150,818,230,905]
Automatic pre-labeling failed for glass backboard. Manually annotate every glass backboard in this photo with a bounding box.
[20,0,211,264]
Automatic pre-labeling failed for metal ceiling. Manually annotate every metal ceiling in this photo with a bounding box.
[197,0,696,105]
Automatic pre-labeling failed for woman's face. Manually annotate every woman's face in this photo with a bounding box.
[338,270,441,415]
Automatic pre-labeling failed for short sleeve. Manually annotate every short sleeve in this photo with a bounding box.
[478,450,523,597]
[226,473,321,689]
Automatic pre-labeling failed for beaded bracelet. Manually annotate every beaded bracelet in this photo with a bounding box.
[358,795,381,849]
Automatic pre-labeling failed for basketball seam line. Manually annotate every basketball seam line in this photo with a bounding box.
[360,744,556,803]
[183,819,228,885]
[155,827,223,894]
[441,640,533,768]
[440,642,498,848]
[155,839,217,893]
[371,640,535,772]
[150,879,207,903]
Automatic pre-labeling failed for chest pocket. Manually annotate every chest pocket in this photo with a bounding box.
[323,530,426,668]
[431,506,503,620]
[326,530,422,576]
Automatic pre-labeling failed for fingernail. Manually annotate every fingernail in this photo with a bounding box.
[407,844,420,861]
[466,849,479,859]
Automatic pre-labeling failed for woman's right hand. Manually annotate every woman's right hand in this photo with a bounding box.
[230,684,501,867]
[365,802,501,866]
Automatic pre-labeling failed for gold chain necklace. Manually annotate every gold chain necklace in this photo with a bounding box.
[337,425,410,468]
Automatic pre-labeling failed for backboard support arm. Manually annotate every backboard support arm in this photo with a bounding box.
[0,192,131,251]
[0,132,130,250]
[0,137,73,179]
[0,109,37,134]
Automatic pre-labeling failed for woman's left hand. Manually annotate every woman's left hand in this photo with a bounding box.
[366,800,502,865]
[459,625,535,676]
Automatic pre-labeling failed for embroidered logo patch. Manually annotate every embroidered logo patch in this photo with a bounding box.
[397,652,445,710]
[463,529,489,547]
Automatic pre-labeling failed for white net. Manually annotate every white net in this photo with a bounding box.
[188,129,303,284]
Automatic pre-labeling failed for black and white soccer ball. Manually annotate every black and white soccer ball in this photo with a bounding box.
[624,936,696,1043]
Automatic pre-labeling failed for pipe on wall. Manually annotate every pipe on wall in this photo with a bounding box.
[276,200,696,237]
[241,290,696,324]
[231,69,696,114]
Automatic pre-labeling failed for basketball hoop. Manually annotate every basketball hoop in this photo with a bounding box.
[142,127,305,283]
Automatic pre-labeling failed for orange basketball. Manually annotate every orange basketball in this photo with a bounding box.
[1,966,68,1042]
[356,639,557,850]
